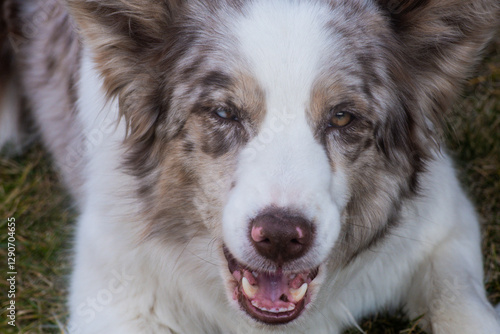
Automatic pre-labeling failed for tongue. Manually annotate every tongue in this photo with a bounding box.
[240,269,308,312]
[254,271,289,304]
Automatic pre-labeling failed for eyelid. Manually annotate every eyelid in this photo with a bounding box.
[329,111,354,128]
[212,106,240,122]
[327,101,358,123]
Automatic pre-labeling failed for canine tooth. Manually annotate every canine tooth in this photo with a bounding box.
[290,283,308,302]
[242,277,258,299]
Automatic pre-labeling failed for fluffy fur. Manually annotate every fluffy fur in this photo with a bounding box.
[1,0,499,332]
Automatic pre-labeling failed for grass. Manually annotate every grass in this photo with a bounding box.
[0,147,75,333]
[0,40,498,334]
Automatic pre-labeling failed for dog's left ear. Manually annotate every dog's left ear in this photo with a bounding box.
[66,0,184,142]
[371,0,498,185]
[376,0,499,118]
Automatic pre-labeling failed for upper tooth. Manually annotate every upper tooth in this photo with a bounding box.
[290,283,308,302]
[242,277,258,299]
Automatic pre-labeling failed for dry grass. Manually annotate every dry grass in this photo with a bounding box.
[0,38,498,334]
[0,147,74,333]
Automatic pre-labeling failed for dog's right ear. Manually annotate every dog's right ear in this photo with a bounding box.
[67,0,186,51]
[66,0,184,141]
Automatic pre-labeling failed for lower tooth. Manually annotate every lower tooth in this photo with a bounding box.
[290,283,308,302]
[251,301,295,313]
[279,304,296,312]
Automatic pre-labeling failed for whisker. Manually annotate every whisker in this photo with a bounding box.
[172,225,204,272]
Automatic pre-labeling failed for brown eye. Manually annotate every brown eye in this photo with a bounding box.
[329,111,353,128]
[214,107,239,121]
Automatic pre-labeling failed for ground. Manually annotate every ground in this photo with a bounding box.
[0,38,498,334]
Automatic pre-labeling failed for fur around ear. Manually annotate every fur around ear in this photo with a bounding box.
[66,0,184,142]
[376,0,499,122]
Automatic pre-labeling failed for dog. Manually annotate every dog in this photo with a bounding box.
[1,0,499,332]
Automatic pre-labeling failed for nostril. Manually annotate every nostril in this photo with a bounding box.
[259,238,271,245]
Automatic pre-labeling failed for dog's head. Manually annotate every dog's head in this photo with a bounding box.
[69,0,498,326]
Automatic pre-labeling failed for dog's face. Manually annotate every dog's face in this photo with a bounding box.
[69,0,498,327]
[144,1,420,324]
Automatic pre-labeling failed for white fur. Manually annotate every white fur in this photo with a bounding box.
[223,0,345,270]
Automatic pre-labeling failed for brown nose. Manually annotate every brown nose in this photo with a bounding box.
[250,209,313,264]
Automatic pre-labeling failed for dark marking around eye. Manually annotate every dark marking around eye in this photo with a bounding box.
[201,127,241,158]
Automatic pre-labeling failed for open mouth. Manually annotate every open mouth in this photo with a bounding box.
[223,246,319,324]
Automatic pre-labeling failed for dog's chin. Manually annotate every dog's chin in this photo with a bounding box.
[222,246,320,325]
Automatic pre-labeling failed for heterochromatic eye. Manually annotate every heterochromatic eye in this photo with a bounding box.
[329,111,353,128]
[213,107,239,122]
